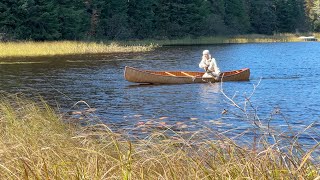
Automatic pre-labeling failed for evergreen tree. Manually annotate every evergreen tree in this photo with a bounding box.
[56,0,90,40]
[0,0,316,40]
[152,0,171,38]
[153,0,207,38]
[16,0,61,40]
[0,0,23,40]
[127,0,155,39]
[203,0,229,35]
[275,0,292,32]
[98,0,130,40]
[83,0,103,37]
[274,0,308,33]
[224,0,250,33]
[182,0,206,36]
[293,0,310,32]
[249,0,276,34]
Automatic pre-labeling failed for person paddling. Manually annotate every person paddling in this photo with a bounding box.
[199,50,221,79]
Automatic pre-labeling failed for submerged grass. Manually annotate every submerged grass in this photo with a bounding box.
[0,41,156,59]
[0,94,319,179]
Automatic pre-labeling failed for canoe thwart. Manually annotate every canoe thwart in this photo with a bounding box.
[165,72,176,76]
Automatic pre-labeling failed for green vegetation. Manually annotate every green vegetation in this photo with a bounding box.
[0,95,318,179]
[0,33,317,59]
[0,41,156,59]
[1,0,319,41]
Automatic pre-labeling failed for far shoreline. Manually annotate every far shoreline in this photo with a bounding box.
[122,33,319,46]
[0,33,318,61]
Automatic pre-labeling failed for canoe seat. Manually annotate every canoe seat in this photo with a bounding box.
[165,72,176,76]
[181,72,194,77]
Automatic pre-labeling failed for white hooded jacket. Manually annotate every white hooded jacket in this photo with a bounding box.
[199,56,220,77]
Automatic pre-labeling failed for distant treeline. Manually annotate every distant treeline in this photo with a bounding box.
[0,0,319,41]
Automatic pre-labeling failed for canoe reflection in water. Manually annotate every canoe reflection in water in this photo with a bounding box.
[198,82,222,108]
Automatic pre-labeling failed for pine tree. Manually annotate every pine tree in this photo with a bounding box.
[249,0,276,34]
[152,0,170,38]
[16,0,61,40]
[56,0,90,40]
[181,0,205,36]
[274,0,309,33]
[127,0,155,39]
[153,0,209,38]
[224,0,250,33]
[0,0,23,40]
[0,0,315,40]
[292,0,309,32]
[98,0,130,40]
[203,0,229,35]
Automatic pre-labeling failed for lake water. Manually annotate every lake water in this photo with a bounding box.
[0,42,319,146]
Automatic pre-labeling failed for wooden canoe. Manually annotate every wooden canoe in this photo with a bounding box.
[124,66,250,84]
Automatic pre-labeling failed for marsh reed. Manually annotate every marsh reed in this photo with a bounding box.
[0,90,319,179]
[0,41,156,59]
[0,33,317,59]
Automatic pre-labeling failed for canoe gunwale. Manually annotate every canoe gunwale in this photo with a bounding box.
[130,67,248,78]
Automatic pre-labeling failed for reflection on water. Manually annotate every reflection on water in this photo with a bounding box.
[0,42,319,145]
[199,83,221,101]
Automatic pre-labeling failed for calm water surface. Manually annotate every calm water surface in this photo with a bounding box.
[0,42,319,144]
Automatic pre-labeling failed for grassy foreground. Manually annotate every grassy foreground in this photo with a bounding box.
[0,41,156,59]
[0,95,319,179]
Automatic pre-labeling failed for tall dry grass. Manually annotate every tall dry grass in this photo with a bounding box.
[0,92,319,179]
[0,41,156,58]
[0,34,317,59]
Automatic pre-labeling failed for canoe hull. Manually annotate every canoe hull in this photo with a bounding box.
[124,66,250,84]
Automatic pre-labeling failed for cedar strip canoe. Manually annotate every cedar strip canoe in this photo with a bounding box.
[124,66,250,84]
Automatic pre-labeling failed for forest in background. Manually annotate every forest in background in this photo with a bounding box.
[0,0,319,41]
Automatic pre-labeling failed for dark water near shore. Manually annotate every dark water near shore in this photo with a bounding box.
[0,42,319,145]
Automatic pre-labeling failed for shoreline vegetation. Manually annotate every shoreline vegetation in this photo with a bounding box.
[0,34,319,60]
[125,33,320,46]
[0,41,157,60]
[0,95,319,179]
